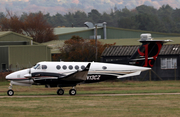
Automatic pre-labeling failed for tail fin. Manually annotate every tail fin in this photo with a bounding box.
[129,34,171,67]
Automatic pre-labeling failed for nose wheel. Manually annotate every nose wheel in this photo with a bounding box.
[7,83,14,96]
[7,89,14,96]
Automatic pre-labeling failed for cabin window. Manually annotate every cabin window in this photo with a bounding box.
[62,65,67,70]
[56,65,61,70]
[102,66,107,70]
[75,65,79,70]
[161,58,177,69]
[69,65,73,70]
[34,64,40,69]
[42,65,47,69]
[81,65,85,70]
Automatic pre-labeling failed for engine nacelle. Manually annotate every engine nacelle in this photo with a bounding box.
[10,80,33,86]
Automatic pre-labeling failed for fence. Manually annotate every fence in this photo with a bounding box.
[0,71,12,81]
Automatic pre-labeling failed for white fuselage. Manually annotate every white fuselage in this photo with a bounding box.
[6,61,151,86]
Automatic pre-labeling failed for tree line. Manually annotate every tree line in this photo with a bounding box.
[35,4,180,33]
[0,4,180,44]
[0,10,56,43]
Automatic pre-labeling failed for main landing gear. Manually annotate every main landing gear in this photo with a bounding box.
[57,88,64,95]
[7,83,14,96]
[69,89,76,95]
[57,87,76,96]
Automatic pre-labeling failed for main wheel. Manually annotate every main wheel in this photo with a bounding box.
[7,89,14,96]
[57,89,64,95]
[69,89,76,95]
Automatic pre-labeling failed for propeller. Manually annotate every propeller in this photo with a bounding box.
[29,68,31,74]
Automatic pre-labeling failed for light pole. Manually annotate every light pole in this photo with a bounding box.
[95,25,97,62]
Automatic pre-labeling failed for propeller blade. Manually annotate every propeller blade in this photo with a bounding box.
[29,68,31,74]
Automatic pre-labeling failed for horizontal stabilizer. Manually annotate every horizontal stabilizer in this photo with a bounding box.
[117,71,141,79]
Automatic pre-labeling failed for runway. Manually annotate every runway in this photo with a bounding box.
[1,93,180,98]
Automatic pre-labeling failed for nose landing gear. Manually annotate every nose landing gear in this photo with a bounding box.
[7,89,14,96]
[7,83,14,96]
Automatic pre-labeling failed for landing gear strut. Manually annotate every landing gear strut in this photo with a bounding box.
[7,83,14,96]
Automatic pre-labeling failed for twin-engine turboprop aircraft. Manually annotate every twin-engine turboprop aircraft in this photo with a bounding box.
[5,34,171,96]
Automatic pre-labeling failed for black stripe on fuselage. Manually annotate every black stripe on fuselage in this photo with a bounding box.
[7,78,29,81]
[33,74,118,86]
[32,72,66,78]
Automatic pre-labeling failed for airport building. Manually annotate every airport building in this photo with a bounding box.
[54,22,180,40]
[46,22,180,54]
[101,35,180,80]
[0,31,51,71]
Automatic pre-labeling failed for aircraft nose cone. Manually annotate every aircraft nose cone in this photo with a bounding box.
[6,72,17,80]
[6,74,13,80]
[5,68,30,80]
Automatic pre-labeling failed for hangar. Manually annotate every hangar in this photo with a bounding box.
[101,39,180,80]
[0,31,51,71]
[47,24,180,54]
[54,22,180,40]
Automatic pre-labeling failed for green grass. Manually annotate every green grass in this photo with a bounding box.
[0,80,180,117]
[0,95,180,117]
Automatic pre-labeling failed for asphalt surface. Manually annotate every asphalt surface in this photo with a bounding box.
[1,93,180,98]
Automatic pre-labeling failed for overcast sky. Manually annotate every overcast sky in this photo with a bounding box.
[0,0,179,15]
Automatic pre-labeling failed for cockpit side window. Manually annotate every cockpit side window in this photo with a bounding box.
[42,65,47,69]
[34,64,40,69]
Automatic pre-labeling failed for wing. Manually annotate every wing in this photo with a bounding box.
[60,63,91,81]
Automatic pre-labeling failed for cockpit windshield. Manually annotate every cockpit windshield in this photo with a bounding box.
[34,64,40,69]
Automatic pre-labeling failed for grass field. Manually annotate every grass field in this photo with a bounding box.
[0,80,180,117]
